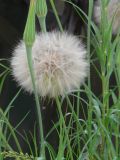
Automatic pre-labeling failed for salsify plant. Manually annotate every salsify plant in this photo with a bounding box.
[1,0,120,160]
[10,0,88,159]
[21,0,47,159]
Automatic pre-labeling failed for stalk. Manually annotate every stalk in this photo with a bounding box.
[38,17,46,32]
[87,0,93,148]
[55,109,65,160]
[100,1,110,156]
[101,71,109,120]
[49,0,63,32]
[76,91,81,153]
[25,46,45,158]
[36,0,47,33]
[55,97,73,160]
[23,0,45,158]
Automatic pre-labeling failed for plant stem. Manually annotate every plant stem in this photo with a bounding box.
[87,0,93,148]
[55,97,73,160]
[49,0,63,32]
[55,111,65,160]
[76,91,81,153]
[38,17,47,33]
[26,46,45,158]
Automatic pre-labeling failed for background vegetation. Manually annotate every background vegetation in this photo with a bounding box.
[0,0,120,159]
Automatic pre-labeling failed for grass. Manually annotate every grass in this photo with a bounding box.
[0,0,120,159]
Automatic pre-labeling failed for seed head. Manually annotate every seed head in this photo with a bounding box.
[11,31,88,97]
[94,0,120,35]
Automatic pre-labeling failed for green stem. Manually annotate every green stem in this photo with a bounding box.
[55,113,65,160]
[49,0,63,32]
[101,70,109,156]
[26,46,45,158]
[87,0,93,146]
[55,97,73,160]
[101,70,109,122]
[76,91,81,153]
[38,17,47,33]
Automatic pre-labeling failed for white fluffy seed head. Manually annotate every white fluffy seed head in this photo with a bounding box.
[11,31,88,97]
[93,0,120,35]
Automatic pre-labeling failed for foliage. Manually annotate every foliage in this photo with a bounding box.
[0,0,120,160]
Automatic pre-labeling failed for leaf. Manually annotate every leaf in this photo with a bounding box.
[93,98,101,118]
[0,71,9,94]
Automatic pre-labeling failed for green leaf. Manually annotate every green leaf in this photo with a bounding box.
[0,71,9,94]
